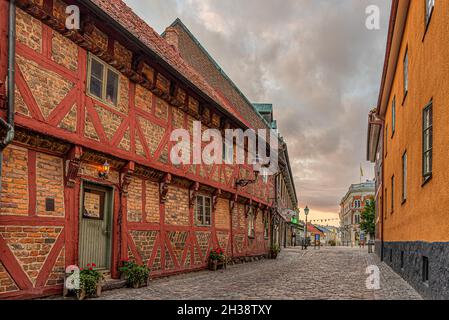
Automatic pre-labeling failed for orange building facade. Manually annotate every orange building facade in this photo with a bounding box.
[367,0,449,299]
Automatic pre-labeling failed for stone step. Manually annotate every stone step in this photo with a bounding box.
[101,278,127,291]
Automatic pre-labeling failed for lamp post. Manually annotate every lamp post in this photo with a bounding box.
[304,206,309,250]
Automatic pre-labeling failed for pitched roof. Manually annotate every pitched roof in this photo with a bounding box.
[88,0,251,128]
[163,18,273,131]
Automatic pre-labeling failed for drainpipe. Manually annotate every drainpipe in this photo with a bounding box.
[0,0,16,194]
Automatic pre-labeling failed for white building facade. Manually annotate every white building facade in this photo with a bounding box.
[339,181,375,247]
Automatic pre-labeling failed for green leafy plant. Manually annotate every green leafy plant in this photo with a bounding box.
[119,260,150,288]
[209,248,225,262]
[79,263,103,297]
[270,244,280,254]
[360,197,375,238]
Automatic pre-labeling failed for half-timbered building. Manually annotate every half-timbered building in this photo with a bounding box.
[0,0,296,299]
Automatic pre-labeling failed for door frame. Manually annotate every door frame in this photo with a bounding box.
[78,180,115,271]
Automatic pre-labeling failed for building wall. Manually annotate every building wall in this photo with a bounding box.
[378,1,449,299]
[0,1,275,299]
[382,0,449,243]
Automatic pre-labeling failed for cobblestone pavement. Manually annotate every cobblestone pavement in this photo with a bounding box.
[95,247,422,300]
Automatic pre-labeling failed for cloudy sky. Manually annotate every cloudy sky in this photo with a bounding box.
[123,0,391,226]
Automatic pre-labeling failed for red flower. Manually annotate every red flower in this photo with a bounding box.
[87,263,91,267]
[80,268,83,271]
[92,263,97,267]
[89,267,93,271]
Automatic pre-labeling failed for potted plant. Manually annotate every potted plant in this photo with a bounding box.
[119,260,150,288]
[270,244,280,259]
[77,263,103,300]
[208,248,226,271]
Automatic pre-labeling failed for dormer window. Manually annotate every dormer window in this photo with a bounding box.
[88,55,120,106]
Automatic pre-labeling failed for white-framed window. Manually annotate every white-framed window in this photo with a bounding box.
[404,48,409,96]
[392,96,396,134]
[87,54,120,106]
[423,103,433,179]
[425,0,435,26]
[402,151,407,201]
[195,195,211,226]
[391,175,395,213]
[264,215,269,239]
[247,207,255,238]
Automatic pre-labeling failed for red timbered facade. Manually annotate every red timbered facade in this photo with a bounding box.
[0,0,280,299]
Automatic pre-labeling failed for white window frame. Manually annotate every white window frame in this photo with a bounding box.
[404,49,409,96]
[195,195,212,226]
[247,207,255,238]
[402,151,407,201]
[87,54,120,107]
[425,0,435,26]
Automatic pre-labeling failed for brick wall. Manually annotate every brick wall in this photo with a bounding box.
[215,198,230,230]
[36,152,65,217]
[165,186,189,226]
[0,145,29,216]
[0,226,63,285]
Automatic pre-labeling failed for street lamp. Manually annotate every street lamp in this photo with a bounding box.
[304,206,310,250]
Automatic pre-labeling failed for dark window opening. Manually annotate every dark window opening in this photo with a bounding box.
[45,198,55,212]
[422,256,429,283]
[401,251,404,269]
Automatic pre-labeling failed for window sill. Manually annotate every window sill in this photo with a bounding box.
[422,175,433,187]
[195,224,212,228]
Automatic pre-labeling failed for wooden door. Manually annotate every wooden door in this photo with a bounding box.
[79,182,113,270]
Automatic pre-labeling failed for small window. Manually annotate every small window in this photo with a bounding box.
[402,151,407,201]
[401,251,405,269]
[425,0,435,26]
[404,49,409,97]
[264,216,269,239]
[389,249,393,263]
[391,176,395,213]
[195,195,211,226]
[392,96,396,135]
[247,207,255,238]
[423,103,433,179]
[45,198,55,212]
[422,256,429,283]
[88,55,120,106]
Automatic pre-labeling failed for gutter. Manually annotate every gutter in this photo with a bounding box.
[0,0,16,193]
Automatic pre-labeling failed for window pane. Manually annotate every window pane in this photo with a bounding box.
[106,69,119,105]
[91,58,104,80]
[89,77,103,99]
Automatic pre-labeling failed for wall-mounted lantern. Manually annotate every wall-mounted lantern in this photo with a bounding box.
[98,161,110,179]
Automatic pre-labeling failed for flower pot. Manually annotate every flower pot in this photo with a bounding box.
[95,282,103,297]
[209,259,218,271]
[76,289,86,301]
[270,252,278,259]
[131,277,149,289]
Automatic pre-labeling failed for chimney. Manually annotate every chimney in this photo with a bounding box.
[164,27,179,52]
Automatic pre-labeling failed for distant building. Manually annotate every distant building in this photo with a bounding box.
[339,181,375,246]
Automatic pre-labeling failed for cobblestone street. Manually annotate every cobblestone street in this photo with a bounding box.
[95,247,422,300]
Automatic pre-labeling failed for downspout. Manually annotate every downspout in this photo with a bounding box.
[0,0,16,194]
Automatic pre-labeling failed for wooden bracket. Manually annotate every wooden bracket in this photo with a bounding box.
[245,199,253,218]
[230,193,238,211]
[212,189,222,212]
[159,173,172,204]
[65,146,82,188]
[189,181,200,208]
[120,161,135,197]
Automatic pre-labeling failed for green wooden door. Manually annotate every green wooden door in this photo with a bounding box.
[79,183,113,270]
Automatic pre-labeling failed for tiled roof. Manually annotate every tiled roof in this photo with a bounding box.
[89,0,251,128]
